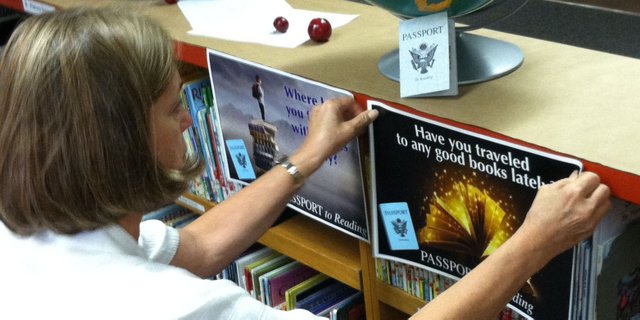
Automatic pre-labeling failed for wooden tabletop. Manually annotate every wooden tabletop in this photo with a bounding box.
[6,0,640,201]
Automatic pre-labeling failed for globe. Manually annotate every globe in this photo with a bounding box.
[365,0,492,18]
[364,0,526,85]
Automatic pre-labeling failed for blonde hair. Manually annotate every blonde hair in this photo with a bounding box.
[0,7,202,235]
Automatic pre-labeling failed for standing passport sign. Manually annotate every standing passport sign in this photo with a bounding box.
[206,49,369,241]
[369,100,583,319]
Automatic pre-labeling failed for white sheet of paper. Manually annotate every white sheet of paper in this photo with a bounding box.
[178,0,358,48]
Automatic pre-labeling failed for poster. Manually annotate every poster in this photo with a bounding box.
[369,100,583,319]
[206,49,368,241]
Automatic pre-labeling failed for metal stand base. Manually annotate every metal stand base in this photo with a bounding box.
[377,32,524,85]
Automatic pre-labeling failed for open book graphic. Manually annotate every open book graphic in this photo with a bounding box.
[420,182,516,263]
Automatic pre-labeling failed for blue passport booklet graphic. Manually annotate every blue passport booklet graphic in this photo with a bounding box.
[379,202,419,250]
[225,139,256,180]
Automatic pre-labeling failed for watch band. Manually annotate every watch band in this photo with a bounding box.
[278,157,305,188]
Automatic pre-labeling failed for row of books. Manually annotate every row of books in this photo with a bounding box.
[375,257,453,302]
[179,70,242,203]
[217,246,365,319]
[374,258,525,320]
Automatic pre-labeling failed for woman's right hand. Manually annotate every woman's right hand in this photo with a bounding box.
[290,97,378,177]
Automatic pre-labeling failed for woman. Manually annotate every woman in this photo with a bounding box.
[0,6,609,320]
[0,6,375,319]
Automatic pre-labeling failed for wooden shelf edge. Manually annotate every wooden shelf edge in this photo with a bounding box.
[174,41,208,69]
[375,280,426,316]
[358,241,380,320]
[0,0,23,12]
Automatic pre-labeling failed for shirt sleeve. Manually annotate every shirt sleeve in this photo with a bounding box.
[136,222,328,320]
[138,219,180,264]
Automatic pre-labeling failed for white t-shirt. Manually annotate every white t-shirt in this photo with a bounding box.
[0,220,325,320]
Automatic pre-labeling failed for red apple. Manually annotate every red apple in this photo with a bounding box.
[308,18,332,42]
[164,0,178,4]
[273,16,289,33]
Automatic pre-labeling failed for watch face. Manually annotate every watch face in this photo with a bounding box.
[597,221,640,319]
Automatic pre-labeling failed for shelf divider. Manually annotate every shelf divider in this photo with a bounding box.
[258,214,362,290]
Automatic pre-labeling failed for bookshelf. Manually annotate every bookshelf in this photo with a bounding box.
[4,0,639,319]
[175,194,362,291]
[257,214,362,291]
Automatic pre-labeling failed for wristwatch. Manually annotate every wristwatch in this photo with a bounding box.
[276,156,305,188]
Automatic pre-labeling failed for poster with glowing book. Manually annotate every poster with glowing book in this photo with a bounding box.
[369,100,583,319]
[206,49,368,241]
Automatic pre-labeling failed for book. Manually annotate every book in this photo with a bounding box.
[260,261,318,308]
[285,273,330,311]
[204,90,234,200]
[232,247,274,290]
[323,292,364,320]
[248,119,279,171]
[199,108,224,202]
[180,72,242,203]
[378,202,420,250]
[216,243,264,283]
[181,107,210,201]
[243,252,282,295]
[203,104,225,200]
[296,280,358,315]
[205,82,246,200]
[368,100,584,319]
[248,254,292,300]
[181,75,221,202]
[142,203,197,228]
[317,292,364,319]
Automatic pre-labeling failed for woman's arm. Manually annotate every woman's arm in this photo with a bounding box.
[171,97,378,278]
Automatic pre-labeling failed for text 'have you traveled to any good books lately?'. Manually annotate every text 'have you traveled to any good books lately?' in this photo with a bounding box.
[395,124,557,190]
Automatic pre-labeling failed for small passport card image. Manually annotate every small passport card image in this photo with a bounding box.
[225,139,257,180]
[379,202,419,251]
[399,11,458,98]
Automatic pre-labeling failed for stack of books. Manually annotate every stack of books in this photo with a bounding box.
[218,246,364,319]
[179,71,243,203]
